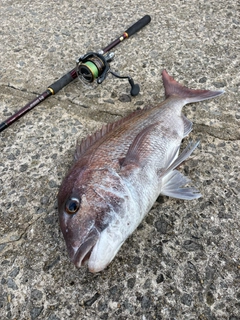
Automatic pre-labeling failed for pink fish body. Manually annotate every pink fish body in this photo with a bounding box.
[58,70,223,272]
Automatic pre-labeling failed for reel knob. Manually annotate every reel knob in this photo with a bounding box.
[128,77,140,96]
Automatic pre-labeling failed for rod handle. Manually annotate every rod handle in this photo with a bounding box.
[125,15,151,38]
[0,122,7,132]
[48,68,77,94]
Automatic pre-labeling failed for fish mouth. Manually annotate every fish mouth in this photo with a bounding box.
[72,232,99,268]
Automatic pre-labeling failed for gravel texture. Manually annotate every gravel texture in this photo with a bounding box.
[0,0,239,319]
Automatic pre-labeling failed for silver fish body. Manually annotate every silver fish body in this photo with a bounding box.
[58,70,223,272]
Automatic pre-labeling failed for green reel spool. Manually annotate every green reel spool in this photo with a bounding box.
[78,55,105,83]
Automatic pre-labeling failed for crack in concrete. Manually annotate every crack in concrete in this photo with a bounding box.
[2,84,40,97]
[194,123,239,141]
[0,215,43,246]
[97,110,124,117]
[1,84,239,142]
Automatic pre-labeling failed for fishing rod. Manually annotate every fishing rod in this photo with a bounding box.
[0,15,151,133]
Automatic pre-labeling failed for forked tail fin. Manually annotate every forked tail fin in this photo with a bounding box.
[162,69,224,104]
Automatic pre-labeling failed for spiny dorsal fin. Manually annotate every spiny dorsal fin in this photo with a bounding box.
[74,107,152,160]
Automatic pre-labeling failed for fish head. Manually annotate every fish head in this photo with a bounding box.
[58,165,128,272]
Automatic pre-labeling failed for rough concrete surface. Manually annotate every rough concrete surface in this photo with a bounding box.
[0,0,239,319]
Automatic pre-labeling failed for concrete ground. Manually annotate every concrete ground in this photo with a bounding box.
[0,0,239,319]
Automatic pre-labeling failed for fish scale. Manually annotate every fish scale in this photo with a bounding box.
[58,69,224,273]
[80,102,182,172]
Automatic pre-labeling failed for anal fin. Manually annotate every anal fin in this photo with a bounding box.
[161,141,201,200]
[161,170,201,200]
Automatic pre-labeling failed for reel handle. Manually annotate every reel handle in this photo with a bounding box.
[125,15,151,37]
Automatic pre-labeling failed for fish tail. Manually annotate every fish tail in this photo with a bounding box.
[162,69,224,103]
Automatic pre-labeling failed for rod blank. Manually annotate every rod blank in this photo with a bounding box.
[0,15,151,132]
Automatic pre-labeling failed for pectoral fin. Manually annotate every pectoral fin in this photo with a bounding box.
[120,123,158,168]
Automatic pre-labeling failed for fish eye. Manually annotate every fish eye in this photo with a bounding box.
[65,198,80,214]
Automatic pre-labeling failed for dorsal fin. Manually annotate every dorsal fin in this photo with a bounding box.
[74,107,151,160]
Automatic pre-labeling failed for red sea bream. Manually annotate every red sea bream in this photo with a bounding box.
[58,70,223,273]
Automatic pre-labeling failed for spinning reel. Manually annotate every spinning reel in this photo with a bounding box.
[0,15,151,132]
[76,51,140,96]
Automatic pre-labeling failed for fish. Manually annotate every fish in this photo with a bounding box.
[58,70,224,273]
